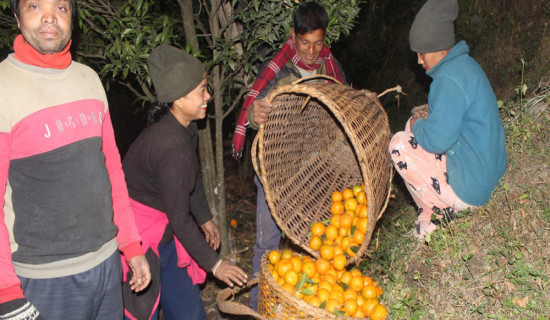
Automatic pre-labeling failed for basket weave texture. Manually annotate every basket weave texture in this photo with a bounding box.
[253,78,392,264]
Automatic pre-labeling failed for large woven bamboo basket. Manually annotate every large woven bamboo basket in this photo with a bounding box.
[252,76,392,265]
[217,253,360,319]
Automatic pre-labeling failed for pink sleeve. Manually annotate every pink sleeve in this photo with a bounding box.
[101,111,143,261]
[0,132,25,303]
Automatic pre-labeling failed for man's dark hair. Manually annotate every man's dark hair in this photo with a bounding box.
[293,1,329,35]
[11,0,77,18]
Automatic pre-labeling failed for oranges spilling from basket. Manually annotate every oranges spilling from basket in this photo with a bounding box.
[311,184,369,260]
[267,249,387,319]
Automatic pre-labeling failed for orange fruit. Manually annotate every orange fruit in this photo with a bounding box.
[315,258,331,275]
[339,213,353,228]
[344,198,358,212]
[361,285,378,299]
[290,256,303,273]
[331,190,344,202]
[302,261,316,278]
[281,283,295,294]
[276,259,293,277]
[268,250,281,265]
[343,288,358,301]
[308,296,322,307]
[353,308,366,318]
[333,245,344,256]
[356,218,368,234]
[325,299,341,313]
[317,288,330,302]
[346,244,358,257]
[320,244,335,261]
[350,275,364,292]
[340,237,354,251]
[322,273,338,286]
[281,249,293,260]
[356,191,367,204]
[353,230,365,245]
[311,222,326,237]
[339,271,352,286]
[284,270,299,286]
[309,235,322,251]
[342,188,354,200]
[318,280,333,292]
[370,304,388,320]
[230,218,237,227]
[356,204,368,218]
[325,225,338,240]
[338,227,349,237]
[330,215,341,228]
[329,290,344,304]
[332,254,347,271]
[352,184,363,196]
[330,201,344,215]
[350,269,363,277]
[376,285,384,296]
[343,298,358,316]
[363,275,374,287]
[362,298,379,317]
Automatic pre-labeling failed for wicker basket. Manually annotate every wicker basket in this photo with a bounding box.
[252,76,392,265]
[217,253,360,319]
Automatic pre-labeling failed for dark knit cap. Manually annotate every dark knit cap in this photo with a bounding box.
[409,0,458,53]
[147,43,206,103]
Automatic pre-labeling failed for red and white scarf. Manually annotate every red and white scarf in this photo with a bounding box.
[231,36,343,160]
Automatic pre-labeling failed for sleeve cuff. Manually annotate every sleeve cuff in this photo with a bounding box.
[120,241,144,263]
[0,285,25,304]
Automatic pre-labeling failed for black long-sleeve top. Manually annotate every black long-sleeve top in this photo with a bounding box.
[122,112,219,270]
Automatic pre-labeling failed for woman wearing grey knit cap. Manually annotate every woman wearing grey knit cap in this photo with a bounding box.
[388,0,507,240]
[121,43,247,320]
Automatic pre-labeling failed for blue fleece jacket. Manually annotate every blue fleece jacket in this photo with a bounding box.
[413,40,507,206]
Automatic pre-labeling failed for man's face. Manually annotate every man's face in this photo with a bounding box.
[15,0,72,54]
[292,28,325,66]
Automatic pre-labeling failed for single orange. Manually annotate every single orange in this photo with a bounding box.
[346,244,358,257]
[370,304,388,320]
[325,299,341,313]
[322,273,338,286]
[289,256,303,273]
[353,230,365,245]
[281,283,295,294]
[330,201,344,215]
[318,279,333,292]
[350,275,364,292]
[342,188,354,200]
[340,237,354,251]
[308,235,322,251]
[343,298,358,316]
[308,296,322,308]
[330,215,341,228]
[343,288,358,301]
[339,213,353,228]
[356,218,368,234]
[350,269,363,277]
[352,184,363,196]
[325,225,338,241]
[284,269,299,286]
[361,285,378,299]
[329,290,344,304]
[363,275,374,287]
[353,308,366,318]
[311,222,326,237]
[376,285,384,296]
[280,249,293,260]
[230,218,238,227]
[315,258,331,275]
[331,190,344,202]
[333,245,344,257]
[362,298,379,317]
[356,191,367,204]
[317,288,330,302]
[332,254,347,271]
[356,203,368,218]
[276,259,293,277]
[268,250,281,265]
[338,227,349,237]
[302,261,316,278]
[344,198,358,212]
[319,244,335,261]
[339,271,352,286]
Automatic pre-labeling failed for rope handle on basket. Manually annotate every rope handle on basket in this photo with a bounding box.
[216,278,268,320]
[251,133,261,179]
[292,74,342,85]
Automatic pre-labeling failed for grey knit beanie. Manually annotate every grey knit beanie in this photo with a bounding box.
[147,43,206,103]
[409,0,458,53]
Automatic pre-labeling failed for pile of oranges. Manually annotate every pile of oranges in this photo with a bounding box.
[267,249,387,319]
[309,184,368,261]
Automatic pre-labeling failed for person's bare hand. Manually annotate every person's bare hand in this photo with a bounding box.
[200,220,220,250]
[411,104,429,119]
[127,255,151,292]
[252,99,272,125]
[213,260,248,287]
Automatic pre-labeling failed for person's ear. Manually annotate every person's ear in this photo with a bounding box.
[291,28,296,41]
[14,13,20,29]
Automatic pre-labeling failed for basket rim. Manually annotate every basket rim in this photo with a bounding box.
[255,81,393,265]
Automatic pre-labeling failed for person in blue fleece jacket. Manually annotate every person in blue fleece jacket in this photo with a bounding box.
[388,0,507,240]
